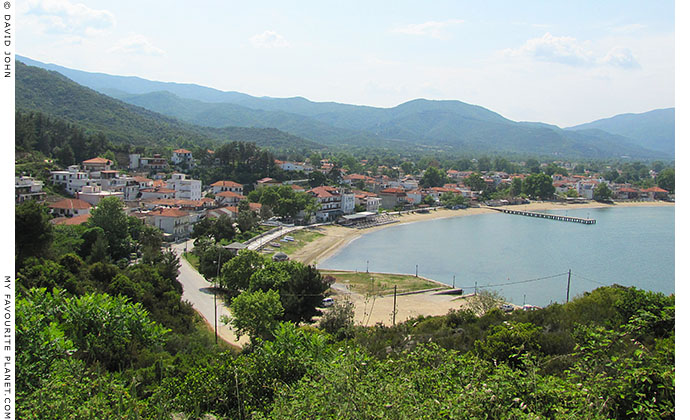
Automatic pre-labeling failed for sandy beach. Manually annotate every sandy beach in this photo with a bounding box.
[292,200,674,326]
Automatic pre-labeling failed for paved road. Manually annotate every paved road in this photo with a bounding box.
[245,225,305,251]
[171,240,248,347]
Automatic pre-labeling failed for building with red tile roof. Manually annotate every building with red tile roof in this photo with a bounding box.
[48,198,92,217]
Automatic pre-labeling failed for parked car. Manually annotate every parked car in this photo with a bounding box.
[321,297,334,307]
[500,304,514,312]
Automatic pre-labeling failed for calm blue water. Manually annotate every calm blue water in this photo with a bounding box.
[321,206,675,307]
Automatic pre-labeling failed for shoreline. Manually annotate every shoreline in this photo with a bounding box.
[290,200,674,267]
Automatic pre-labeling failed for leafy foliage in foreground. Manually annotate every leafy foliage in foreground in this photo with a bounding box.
[15,197,673,419]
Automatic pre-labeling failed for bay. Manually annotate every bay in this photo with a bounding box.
[320,206,675,307]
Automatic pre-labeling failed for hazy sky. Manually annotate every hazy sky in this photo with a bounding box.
[17,0,675,127]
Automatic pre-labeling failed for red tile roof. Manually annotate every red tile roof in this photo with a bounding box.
[641,187,668,193]
[150,208,189,218]
[49,198,92,210]
[216,191,246,199]
[51,213,91,225]
[173,149,192,154]
[211,180,243,188]
[82,157,111,164]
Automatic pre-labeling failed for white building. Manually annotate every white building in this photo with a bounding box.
[48,198,92,218]
[50,165,91,196]
[77,185,124,206]
[171,149,194,169]
[15,176,46,203]
[341,191,355,215]
[210,180,244,195]
[145,208,192,239]
[166,173,202,200]
[366,196,381,213]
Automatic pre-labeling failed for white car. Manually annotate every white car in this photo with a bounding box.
[321,297,334,307]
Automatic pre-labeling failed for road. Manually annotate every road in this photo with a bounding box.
[171,240,249,348]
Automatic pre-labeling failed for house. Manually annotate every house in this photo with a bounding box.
[379,187,409,209]
[15,176,46,203]
[77,185,124,205]
[145,208,192,240]
[215,190,247,206]
[51,213,91,226]
[82,157,113,173]
[640,187,669,200]
[210,180,244,195]
[171,149,194,168]
[140,187,177,201]
[614,187,639,200]
[129,154,169,171]
[48,198,92,218]
[254,177,282,189]
[206,203,262,219]
[50,165,91,196]
[307,186,355,221]
[166,173,202,200]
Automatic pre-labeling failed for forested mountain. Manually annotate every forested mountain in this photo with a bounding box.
[17,56,673,159]
[566,108,675,155]
[15,61,323,152]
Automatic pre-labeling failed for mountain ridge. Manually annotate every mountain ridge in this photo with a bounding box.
[16,55,673,159]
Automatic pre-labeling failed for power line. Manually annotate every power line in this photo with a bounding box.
[458,271,569,290]
[570,272,608,286]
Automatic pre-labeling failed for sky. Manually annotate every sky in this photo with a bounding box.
[16,0,675,127]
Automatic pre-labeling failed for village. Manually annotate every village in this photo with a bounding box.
[15,148,673,241]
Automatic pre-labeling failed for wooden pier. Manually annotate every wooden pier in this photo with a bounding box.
[488,207,596,224]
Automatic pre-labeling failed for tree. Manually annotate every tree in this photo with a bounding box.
[421,166,446,188]
[466,289,503,316]
[88,197,131,260]
[523,173,555,199]
[440,192,467,207]
[227,289,284,342]
[308,170,328,188]
[318,298,355,339]
[220,250,268,293]
[593,182,613,202]
[16,200,54,264]
[400,161,415,175]
[510,177,523,197]
[464,173,486,192]
[656,168,674,193]
[237,201,259,233]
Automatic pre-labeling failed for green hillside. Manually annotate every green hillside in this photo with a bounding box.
[566,108,675,155]
[18,55,672,159]
[15,61,324,152]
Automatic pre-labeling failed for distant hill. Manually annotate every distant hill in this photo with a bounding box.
[17,55,672,159]
[15,61,323,151]
[566,108,675,156]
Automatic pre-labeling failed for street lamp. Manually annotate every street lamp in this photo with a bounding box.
[366,260,369,273]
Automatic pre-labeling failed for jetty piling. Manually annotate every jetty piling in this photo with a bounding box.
[488,207,596,224]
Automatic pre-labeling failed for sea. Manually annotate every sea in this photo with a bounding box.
[320,206,675,307]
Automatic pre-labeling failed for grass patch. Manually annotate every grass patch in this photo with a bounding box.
[260,229,324,257]
[320,270,449,296]
[182,252,200,271]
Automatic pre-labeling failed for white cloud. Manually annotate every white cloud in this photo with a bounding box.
[250,31,290,48]
[392,19,464,40]
[503,33,594,66]
[109,35,166,56]
[22,0,116,36]
[503,33,640,69]
[600,46,640,69]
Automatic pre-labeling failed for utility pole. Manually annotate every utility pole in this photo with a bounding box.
[415,264,418,277]
[453,275,456,289]
[566,269,572,303]
[366,260,369,273]
[392,285,397,326]
[475,281,478,296]
[215,247,221,345]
